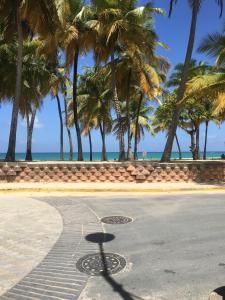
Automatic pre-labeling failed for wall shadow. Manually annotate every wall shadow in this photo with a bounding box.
[85,232,145,300]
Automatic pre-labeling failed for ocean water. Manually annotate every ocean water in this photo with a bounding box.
[0,151,224,161]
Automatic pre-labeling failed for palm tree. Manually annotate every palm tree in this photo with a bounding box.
[25,105,37,161]
[152,93,183,160]
[1,0,60,161]
[63,1,95,161]
[75,68,112,161]
[186,24,225,115]
[179,98,203,160]
[181,29,225,147]
[115,49,169,160]
[50,66,73,161]
[64,95,73,161]
[131,96,154,160]
[164,60,213,159]
[19,41,51,161]
[113,93,154,160]
[188,26,225,158]
[50,68,67,161]
[90,0,163,160]
[0,38,51,161]
[167,60,210,88]
[1,2,23,161]
[22,41,51,161]
[56,94,64,160]
[161,0,223,162]
[202,101,214,160]
[154,90,215,160]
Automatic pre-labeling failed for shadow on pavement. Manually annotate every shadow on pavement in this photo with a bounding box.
[85,232,145,300]
[212,286,225,299]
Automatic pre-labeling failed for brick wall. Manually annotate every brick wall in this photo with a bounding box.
[0,161,224,183]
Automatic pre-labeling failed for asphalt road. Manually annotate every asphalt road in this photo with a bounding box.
[2,192,225,300]
[77,192,225,300]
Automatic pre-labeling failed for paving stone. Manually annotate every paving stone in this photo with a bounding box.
[1,197,102,300]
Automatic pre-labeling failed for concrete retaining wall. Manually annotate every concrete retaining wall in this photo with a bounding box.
[0,161,224,183]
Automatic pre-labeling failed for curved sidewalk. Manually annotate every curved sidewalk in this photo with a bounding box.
[1,197,103,300]
[0,197,62,296]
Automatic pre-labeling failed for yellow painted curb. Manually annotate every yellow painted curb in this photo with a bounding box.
[0,187,225,193]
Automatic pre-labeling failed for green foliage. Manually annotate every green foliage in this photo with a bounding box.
[153,92,215,134]
[67,66,112,134]
[0,38,51,115]
[113,94,154,142]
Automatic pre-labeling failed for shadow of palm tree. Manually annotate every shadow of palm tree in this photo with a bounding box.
[85,232,146,300]
[211,286,225,299]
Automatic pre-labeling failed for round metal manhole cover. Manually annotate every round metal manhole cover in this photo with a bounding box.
[101,216,133,224]
[76,253,126,276]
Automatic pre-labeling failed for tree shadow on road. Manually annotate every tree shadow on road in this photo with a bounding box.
[211,286,225,299]
[85,232,145,300]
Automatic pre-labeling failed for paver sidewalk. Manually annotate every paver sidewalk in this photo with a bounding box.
[0,196,63,296]
[1,196,103,300]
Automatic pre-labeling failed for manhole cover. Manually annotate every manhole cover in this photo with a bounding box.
[101,216,133,224]
[76,253,126,276]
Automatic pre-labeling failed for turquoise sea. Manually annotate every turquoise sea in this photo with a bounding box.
[0,151,224,161]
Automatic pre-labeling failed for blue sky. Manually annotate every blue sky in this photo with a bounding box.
[1,0,225,153]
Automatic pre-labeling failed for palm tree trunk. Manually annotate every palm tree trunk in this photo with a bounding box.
[25,108,36,161]
[5,1,23,162]
[126,68,132,160]
[161,4,199,162]
[175,133,182,160]
[195,124,200,160]
[99,122,107,161]
[134,93,143,160]
[190,131,194,160]
[190,130,197,160]
[88,130,93,161]
[73,46,83,161]
[111,53,125,161]
[64,97,73,161]
[56,94,64,161]
[203,120,209,160]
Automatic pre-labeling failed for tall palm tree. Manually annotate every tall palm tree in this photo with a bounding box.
[64,95,73,161]
[19,41,51,161]
[1,0,60,161]
[113,93,154,160]
[50,67,71,161]
[202,100,214,160]
[63,1,95,161]
[90,0,163,160]
[161,0,223,162]
[1,1,23,161]
[50,66,73,161]
[56,94,64,160]
[0,38,51,161]
[152,93,183,160]
[75,68,112,161]
[132,96,154,160]
[115,49,169,159]
[25,105,37,161]
[166,60,212,159]
[186,26,225,158]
